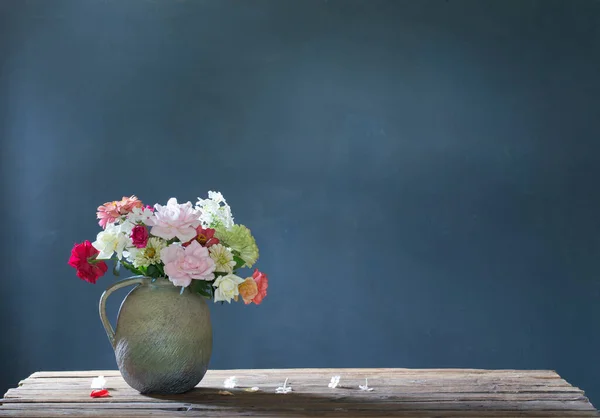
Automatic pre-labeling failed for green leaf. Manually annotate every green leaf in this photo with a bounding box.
[120,260,143,276]
[233,256,246,270]
[113,260,121,277]
[197,287,211,298]
[190,280,212,299]
[146,264,160,278]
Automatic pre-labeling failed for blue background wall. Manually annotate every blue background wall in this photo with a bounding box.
[1,0,599,407]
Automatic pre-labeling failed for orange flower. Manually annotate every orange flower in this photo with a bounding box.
[238,278,258,304]
[117,195,143,214]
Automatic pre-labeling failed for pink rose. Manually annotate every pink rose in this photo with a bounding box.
[160,241,215,287]
[147,198,201,242]
[130,225,149,248]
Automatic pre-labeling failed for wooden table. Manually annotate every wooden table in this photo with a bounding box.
[1,369,598,417]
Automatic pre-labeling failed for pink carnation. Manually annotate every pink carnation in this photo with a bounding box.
[251,269,268,304]
[160,241,215,287]
[147,198,201,242]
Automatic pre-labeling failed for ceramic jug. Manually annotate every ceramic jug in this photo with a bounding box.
[99,276,212,394]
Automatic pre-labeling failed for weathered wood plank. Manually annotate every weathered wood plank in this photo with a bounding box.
[28,368,564,379]
[13,383,586,395]
[0,409,598,417]
[3,390,591,409]
[1,369,597,417]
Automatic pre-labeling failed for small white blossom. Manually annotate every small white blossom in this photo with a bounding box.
[359,378,374,391]
[224,376,237,389]
[196,191,234,229]
[127,206,155,225]
[276,378,292,394]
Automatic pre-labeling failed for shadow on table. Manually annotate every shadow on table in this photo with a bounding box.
[143,386,368,416]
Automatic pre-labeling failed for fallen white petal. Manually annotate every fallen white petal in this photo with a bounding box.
[244,386,260,392]
[223,376,237,389]
[90,376,106,389]
[328,375,341,389]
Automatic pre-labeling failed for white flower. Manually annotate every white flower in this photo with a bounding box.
[93,223,130,260]
[223,376,237,389]
[213,273,244,303]
[127,206,155,225]
[328,376,340,388]
[276,378,292,394]
[359,378,374,391]
[209,244,236,273]
[126,237,166,268]
[146,198,201,242]
[118,219,135,235]
[196,191,234,229]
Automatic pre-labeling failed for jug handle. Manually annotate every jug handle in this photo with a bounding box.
[99,276,149,348]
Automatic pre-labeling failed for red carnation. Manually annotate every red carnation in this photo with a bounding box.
[68,241,108,284]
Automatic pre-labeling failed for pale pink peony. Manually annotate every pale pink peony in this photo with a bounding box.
[147,198,201,242]
[160,241,215,287]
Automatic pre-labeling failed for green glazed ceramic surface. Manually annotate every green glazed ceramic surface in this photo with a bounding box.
[99,276,212,394]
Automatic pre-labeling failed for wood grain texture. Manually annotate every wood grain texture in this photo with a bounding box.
[1,369,598,417]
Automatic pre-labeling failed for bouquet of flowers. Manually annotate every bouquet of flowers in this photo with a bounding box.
[68,191,268,305]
